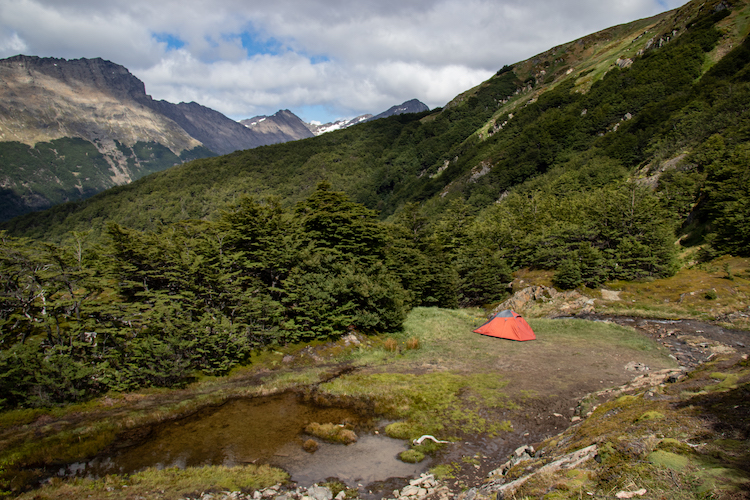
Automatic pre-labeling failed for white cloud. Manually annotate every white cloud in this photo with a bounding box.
[0,0,689,123]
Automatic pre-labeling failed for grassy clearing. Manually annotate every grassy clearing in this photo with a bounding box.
[605,256,750,322]
[511,256,750,329]
[316,307,673,447]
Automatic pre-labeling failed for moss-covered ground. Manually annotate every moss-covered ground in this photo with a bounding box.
[501,354,750,499]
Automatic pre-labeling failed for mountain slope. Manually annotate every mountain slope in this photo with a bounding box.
[3,0,749,261]
[0,56,314,221]
[305,99,430,136]
[240,110,315,143]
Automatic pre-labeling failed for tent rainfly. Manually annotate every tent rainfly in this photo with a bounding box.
[473,309,536,341]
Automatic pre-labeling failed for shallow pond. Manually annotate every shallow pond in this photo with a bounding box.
[59,392,428,487]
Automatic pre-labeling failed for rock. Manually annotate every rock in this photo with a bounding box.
[616,489,647,498]
[457,487,477,500]
[306,486,332,500]
[625,361,649,372]
[410,474,435,486]
[400,484,426,497]
[513,444,534,458]
[600,289,621,301]
[616,57,634,68]
[334,492,346,500]
[490,445,598,498]
[497,285,596,317]
[341,332,361,346]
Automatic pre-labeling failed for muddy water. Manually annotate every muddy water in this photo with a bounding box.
[59,392,427,487]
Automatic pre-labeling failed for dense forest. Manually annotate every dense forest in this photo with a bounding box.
[0,138,214,222]
[2,0,750,409]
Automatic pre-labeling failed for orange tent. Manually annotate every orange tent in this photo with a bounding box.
[473,309,536,341]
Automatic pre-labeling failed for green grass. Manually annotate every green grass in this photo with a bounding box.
[318,307,672,441]
[15,464,288,500]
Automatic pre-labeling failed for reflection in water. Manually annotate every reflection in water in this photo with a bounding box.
[273,434,425,486]
[58,392,428,487]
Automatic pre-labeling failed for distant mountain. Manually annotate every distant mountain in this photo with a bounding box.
[367,99,430,122]
[305,114,373,135]
[304,99,429,136]
[0,55,315,221]
[240,109,315,143]
[5,0,746,251]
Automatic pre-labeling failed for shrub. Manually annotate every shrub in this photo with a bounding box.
[554,259,583,290]
[405,337,420,350]
[384,338,399,352]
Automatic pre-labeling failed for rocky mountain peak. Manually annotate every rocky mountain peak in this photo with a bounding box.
[1,54,148,103]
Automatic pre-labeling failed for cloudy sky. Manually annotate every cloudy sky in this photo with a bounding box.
[0,0,686,124]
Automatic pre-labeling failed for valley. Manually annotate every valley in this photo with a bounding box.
[1,0,750,498]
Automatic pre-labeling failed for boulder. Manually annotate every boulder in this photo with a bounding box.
[306,486,333,500]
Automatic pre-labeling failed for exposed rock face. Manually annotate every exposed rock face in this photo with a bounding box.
[0,55,319,220]
[240,109,315,144]
[0,55,200,152]
[305,99,429,136]
[0,54,302,156]
[150,99,275,155]
[495,285,595,317]
[306,114,373,135]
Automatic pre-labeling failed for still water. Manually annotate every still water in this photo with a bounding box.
[60,392,428,487]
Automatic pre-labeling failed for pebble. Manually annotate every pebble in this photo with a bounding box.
[180,472,448,500]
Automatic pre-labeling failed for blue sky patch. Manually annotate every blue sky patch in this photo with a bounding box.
[239,32,284,57]
[153,33,185,51]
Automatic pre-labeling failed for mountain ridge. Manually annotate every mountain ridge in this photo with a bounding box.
[0,54,429,221]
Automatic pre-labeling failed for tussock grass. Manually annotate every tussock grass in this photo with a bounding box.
[304,422,357,444]
[15,464,288,500]
[399,449,425,463]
